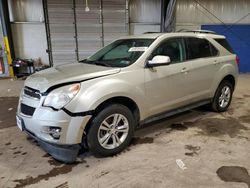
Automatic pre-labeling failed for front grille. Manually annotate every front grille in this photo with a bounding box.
[21,103,35,116]
[24,87,41,100]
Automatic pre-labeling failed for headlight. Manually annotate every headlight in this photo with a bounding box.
[43,83,80,110]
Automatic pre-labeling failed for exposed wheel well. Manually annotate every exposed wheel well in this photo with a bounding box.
[83,96,140,137]
[221,75,236,90]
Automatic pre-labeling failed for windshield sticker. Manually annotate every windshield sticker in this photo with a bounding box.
[128,47,148,52]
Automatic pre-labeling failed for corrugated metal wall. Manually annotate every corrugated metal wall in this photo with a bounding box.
[75,0,102,60]
[176,0,250,31]
[47,0,128,66]
[103,0,128,45]
[129,0,161,34]
[47,0,76,65]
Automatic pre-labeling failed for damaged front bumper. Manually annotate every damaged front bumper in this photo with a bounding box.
[17,114,81,163]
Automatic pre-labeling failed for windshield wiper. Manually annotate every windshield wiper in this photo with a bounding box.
[93,61,111,67]
[79,59,111,67]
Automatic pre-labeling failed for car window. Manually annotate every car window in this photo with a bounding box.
[82,39,154,67]
[210,43,219,56]
[102,45,130,60]
[185,38,218,60]
[151,38,186,64]
[215,38,234,53]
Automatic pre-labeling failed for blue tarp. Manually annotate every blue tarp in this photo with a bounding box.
[202,25,250,73]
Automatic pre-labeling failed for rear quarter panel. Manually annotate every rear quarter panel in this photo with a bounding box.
[210,54,238,97]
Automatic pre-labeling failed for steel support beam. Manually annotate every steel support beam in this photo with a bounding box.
[100,0,104,47]
[42,0,53,67]
[161,0,170,32]
[0,0,14,76]
[72,0,79,61]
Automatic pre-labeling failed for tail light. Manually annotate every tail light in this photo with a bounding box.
[236,56,240,66]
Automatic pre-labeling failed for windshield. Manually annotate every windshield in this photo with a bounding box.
[80,39,154,67]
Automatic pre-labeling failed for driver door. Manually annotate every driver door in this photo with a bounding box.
[144,38,193,117]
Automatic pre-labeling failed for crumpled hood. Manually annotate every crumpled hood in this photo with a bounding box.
[25,63,121,92]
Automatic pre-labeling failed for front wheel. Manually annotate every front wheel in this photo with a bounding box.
[211,80,233,112]
[87,104,135,156]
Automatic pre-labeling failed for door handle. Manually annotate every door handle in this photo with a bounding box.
[181,68,188,73]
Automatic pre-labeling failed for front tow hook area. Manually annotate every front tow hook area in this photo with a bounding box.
[25,128,81,163]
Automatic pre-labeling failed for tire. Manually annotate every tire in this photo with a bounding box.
[87,104,135,157]
[211,80,233,112]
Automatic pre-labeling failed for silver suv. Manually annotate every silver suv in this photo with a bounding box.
[16,31,239,162]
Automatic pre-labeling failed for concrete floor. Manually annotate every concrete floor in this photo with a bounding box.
[0,75,250,188]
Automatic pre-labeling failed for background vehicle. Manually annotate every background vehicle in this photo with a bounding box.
[16,31,238,162]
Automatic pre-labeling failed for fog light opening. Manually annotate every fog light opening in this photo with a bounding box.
[43,127,62,140]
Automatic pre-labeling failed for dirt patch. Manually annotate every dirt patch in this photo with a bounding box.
[26,137,33,141]
[191,118,248,138]
[239,115,250,124]
[185,145,201,156]
[96,171,110,179]
[48,158,62,167]
[130,137,154,145]
[43,153,50,158]
[227,108,234,115]
[26,137,40,146]
[13,162,80,188]
[170,123,188,131]
[235,97,244,100]
[5,142,11,146]
[0,97,19,129]
[55,182,68,188]
[216,166,250,187]
[13,151,21,155]
[238,136,249,140]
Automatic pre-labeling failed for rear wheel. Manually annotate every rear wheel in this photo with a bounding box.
[87,104,135,156]
[211,80,233,112]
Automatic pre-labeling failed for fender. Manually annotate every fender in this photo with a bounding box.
[65,73,148,120]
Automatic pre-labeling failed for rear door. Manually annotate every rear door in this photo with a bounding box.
[184,37,219,102]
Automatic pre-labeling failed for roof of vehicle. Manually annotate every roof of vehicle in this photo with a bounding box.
[120,31,225,40]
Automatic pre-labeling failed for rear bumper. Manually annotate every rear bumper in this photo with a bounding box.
[24,127,81,163]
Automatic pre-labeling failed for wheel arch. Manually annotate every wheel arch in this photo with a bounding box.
[83,96,140,137]
[219,74,236,91]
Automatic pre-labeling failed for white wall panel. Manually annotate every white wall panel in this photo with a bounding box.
[129,0,161,23]
[129,0,161,34]
[11,23,49,64]
[130,23,160,35]
[176,0,250,30]
[8,0,49,65]
[8,0,44,22]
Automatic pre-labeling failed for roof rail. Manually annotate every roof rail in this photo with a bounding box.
[178,29,217,34]
[143,32,161,34]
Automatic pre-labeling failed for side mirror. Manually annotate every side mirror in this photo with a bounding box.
[147,55,171,67]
